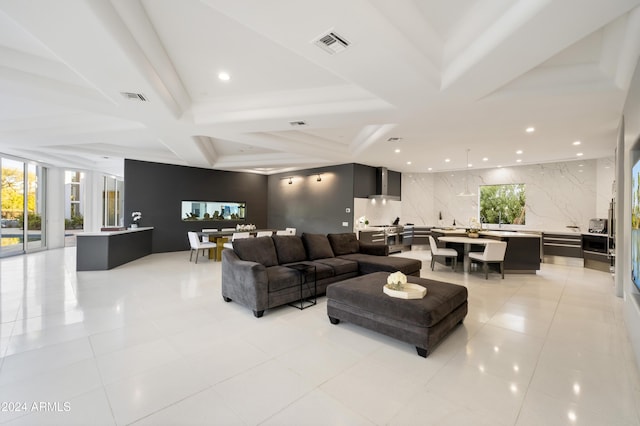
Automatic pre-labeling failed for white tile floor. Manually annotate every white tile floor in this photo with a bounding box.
[0,247,638,425]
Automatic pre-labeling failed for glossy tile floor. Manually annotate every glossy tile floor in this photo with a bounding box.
[0,247,638,425]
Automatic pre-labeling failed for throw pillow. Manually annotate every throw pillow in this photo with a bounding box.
[232,236,278,267]
[327,233,360,255]
[272,235,307,264]
[302,233,335,260]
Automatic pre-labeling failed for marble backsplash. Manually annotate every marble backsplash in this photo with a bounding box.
[402,158,614,233]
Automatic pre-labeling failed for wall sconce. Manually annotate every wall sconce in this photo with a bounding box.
[288,177,293,185]
[316,174,322,182]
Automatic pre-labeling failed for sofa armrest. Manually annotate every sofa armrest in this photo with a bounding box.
[359,242,389,256]
[221,249,269,312]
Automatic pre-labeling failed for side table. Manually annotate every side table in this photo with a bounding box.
[286,263,317,310]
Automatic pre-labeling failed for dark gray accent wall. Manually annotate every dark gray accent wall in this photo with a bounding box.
[268,164,356,234]
[267,163,400,234]
[124,159,268,253]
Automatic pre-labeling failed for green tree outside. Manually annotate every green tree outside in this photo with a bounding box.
[480,184,526,225]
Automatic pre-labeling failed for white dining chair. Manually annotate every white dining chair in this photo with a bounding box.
[256,230,273,238]
[468,241,507,279]
[188,231,216,263]
[428,235,458,271]
[223,232,251,249]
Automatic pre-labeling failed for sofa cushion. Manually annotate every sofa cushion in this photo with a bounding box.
[282,261,335,281]
[272,235,307,264]
[233,236,278,267]
[338,253,422,276]
[302,233,335,260]
[266,266,301,292]
[313,257,359,275]
[327,233,360,255]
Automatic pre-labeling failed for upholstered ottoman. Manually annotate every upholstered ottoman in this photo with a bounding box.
[326,272,468,357]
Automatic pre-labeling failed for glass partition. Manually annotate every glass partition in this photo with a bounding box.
[181,201,246,221]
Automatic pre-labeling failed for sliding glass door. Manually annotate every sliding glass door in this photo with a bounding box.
[0,157,46,257]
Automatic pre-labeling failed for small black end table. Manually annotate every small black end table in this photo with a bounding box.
[286,263,317,310]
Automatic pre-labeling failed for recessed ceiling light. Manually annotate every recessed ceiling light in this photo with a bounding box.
[579,164,584,167]
[467,163,473,168]
[445,158,451,163]
[516,159,522,163]
[526,127,535,133]
[516,150,523,154]
[427,167,433,171]
[406,161,412,165]
[497,165,503,168]
[573,140,581,145]
[394,149,400,153]
[482,157,488,162]
[576,152,583,157]
[218,71,231,81]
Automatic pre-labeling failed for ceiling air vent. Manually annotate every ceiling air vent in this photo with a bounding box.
[289,120,307,127]
[387,137,402,142]
[120,92,148,102]
[313,31,350,55]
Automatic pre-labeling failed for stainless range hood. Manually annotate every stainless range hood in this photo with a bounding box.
[368,167,400,201]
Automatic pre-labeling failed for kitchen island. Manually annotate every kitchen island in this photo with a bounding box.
[432,229,541,274]
[76,227,153,271]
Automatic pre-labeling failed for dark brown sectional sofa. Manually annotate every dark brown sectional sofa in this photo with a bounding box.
[221,232,422,317]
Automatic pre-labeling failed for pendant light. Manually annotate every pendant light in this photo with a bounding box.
[457,148,476,197]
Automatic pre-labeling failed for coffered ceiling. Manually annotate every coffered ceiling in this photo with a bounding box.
[0,0,639,177]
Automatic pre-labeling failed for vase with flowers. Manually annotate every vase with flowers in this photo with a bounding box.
[131,211,142,228]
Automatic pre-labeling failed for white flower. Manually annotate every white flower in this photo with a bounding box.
[387,271,407,286]
[131,211,142,223]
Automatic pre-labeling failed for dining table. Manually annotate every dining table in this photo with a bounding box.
[197,229,276,261]
[437,236,503,273]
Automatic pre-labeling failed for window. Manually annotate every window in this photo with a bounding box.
[181,201,246,221]
[103,175,124,227]
[479,184,526,225]
[1,157,47,256]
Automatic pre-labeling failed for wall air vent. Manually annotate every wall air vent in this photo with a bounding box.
[313,30,350,55]
[289,120,307,127]
[120,92,148,102]
[387,137,402,142]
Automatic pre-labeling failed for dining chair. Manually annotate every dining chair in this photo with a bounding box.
[256,230,273,238]
[468,241,507,279]
[187,231,216,263]
[223,232,251,249]
[428,235,458,271]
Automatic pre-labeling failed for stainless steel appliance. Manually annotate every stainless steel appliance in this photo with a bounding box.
[583,218,610,272]
[588,218,607,234]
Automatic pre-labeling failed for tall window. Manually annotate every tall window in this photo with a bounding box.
[1,156,47,257]
[65,171,84,232]
[103,175,124,227]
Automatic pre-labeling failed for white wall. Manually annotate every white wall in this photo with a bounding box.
[353,197,401,230]
[45,168,65,249]
[402,158,614,232]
